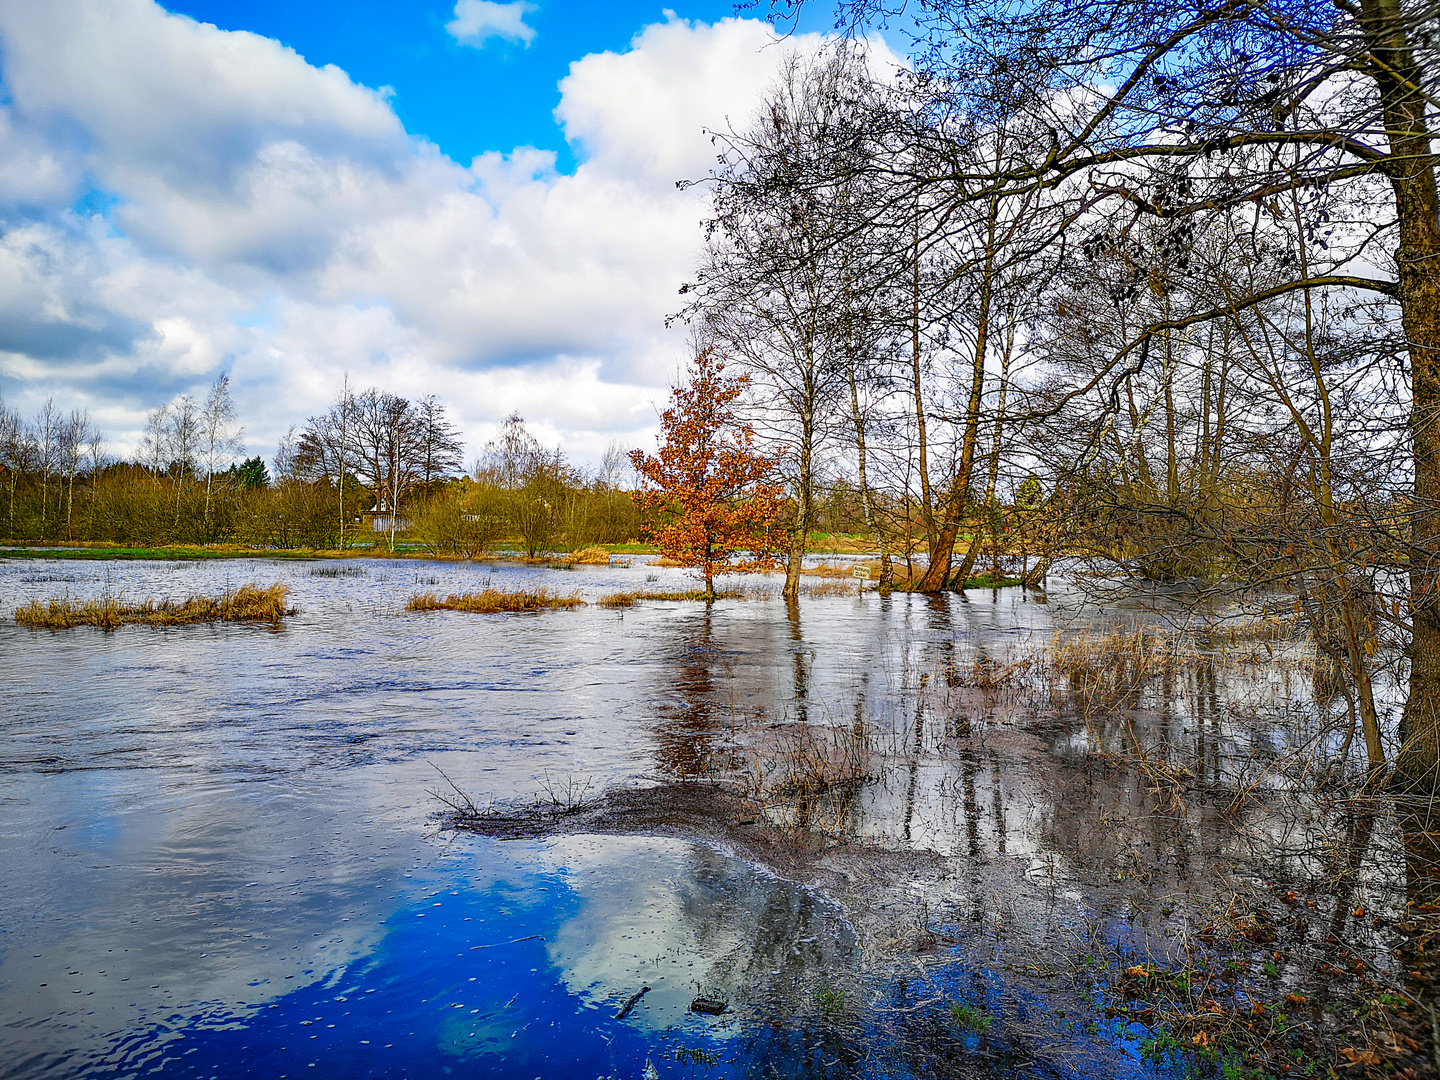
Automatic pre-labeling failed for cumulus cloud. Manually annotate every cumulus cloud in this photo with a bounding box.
[0,1,832,463]
[446,1,538,48]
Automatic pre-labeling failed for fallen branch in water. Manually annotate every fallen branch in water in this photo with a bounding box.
[615,985,650,1020]
[468,934,544,951]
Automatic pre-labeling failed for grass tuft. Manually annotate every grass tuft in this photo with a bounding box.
[959,573,1024,589]
[16,583,294,631]
[406,588,584,614]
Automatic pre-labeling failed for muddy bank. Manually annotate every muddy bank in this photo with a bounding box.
[442,781,954,895]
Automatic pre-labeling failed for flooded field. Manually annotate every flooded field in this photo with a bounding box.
[0,556,1432,1078]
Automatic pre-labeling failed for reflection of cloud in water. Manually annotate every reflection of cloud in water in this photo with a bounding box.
[0,764,450,1075]
[538,835,855,1033]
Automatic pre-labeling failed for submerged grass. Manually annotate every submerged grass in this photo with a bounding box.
[15,583,294,631]
[406,588,584,614]
[597,589,745,607]
[807,579,861,597]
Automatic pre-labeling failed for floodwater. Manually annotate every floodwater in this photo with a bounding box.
[0,556,1398,1078]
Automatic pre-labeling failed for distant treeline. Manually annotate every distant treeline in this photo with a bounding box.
[0,382,641,553]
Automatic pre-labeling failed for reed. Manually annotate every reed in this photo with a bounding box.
[802,561,862,578]
[15,583,294,631]
[405,588,584,613]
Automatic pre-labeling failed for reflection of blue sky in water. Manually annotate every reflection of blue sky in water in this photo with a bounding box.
[67,833,1153,1079]
[76,836,858,1078]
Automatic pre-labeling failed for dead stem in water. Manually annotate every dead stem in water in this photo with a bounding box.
[736,719,872,834]
[406,588,583,613]
[15,583,293,631]
[806,580,861,598]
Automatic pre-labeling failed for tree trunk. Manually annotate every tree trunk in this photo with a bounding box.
[910,219,935,551]
[1362,0,1440,795]
[915,504,959,592]
[919,196,997,593]
[783,408,814,603]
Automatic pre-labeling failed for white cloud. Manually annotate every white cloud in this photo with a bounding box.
[446,1,538,48]
[0,1,836,465]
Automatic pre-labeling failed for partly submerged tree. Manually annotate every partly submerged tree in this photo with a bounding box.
[767,0,1440,791]
[630,349,787,598]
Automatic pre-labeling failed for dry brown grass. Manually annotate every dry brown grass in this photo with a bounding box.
[802,560,883,579]
[16,583,294,631]
[406,588,584,614]
[570,546,612,565]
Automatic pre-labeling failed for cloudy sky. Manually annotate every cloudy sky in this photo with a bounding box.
[0,0,856,468]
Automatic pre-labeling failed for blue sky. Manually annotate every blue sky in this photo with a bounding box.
[163,1,839,172]
[0,0,874,465]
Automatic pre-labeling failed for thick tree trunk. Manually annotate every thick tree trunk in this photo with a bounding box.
[918,197,997,594]
[1362,0,1440,795]
[915,501,958,592]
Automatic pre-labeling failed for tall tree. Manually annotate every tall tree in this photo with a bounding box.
[414,395,464,487]
[690,49,877,600]
[351,389,422,550]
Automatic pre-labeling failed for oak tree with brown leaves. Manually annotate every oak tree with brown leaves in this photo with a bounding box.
[630,348,786,599]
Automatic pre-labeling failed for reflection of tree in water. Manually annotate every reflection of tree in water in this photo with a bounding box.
[649,605,735,779]
[669,843,857,998]
[635,589,1440,1073]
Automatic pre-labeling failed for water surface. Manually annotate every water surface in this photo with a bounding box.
[1,555,1245,1077]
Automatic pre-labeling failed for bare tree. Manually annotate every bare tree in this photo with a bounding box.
[57,409,98,535]
[351,389,424,550]
[782,0,1440,789]
[477,414,570,558]
[200,375,244,535]
[689,49,876,600]
[34,398,58,536]
[140,403,170,481]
